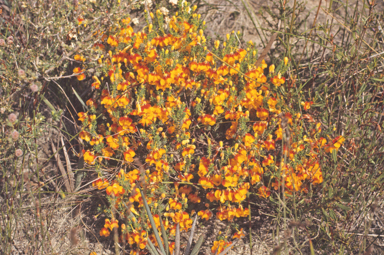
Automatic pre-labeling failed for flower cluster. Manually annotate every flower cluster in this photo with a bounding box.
[75,1,345,253]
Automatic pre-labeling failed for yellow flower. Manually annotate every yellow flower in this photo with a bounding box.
[79,130,91,142]
[258,186,270,198]
[106,183,125,196]
[123,149,136,162]
[256,108,269,121]
[84,150,96,165]
[243,133,255,148]
[99,227,110,237]
[198,210,212,221]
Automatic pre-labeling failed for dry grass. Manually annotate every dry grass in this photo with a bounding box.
[1,0,384,254]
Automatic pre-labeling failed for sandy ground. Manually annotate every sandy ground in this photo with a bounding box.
[201,0,384,60]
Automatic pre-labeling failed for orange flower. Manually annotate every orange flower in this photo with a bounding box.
[262,155,274,167]
[275,126,283,140]
[198,157,210,177]
[198,210,213,221]
[301,101,314,110]
[126,169,139,183]
[271,75,285,87]
[84,150,96,165]
[119,116,136,134]
[182,145,195,157]
[222,175,238,187]
[92,76,101,89]
[258,186,270,198]
[199,177,214,189]
[109,219,119,230]
[188,193,201,203]
[264,135,276,151]
[74,54,86,62]
[123,149,136,162]
[78,112,87,122]
[178,173,193,182]
[211,240,232,254]
[73,67,86,80]
[102,147,114,159]
[233,228,245,239]
[169,198,182,210]
[211,174,222,186]
[107,35,119,46]
[253,121,268,135]
[243,133,255,148]
[256,108,269,121]
[106,182,125,196]
[206,191,218,202]
[198,114,216,126]
[106,135,119,150]
[325,136,345,153]
[100,227,110,237]
[92,178,109,189]
[79,130,91,142]
[169,242,175,255]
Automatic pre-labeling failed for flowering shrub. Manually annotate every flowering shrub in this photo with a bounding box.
[76,1,345,253]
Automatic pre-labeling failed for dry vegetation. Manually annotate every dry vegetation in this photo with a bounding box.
[1,0,384,254]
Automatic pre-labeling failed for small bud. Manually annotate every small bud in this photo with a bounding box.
[18,69,26,78]
[30,83,39,92]
[269,64,275,74]
[11,130,19,141]
[15,149,23,157]
[0,39,5,46]
[7,36,14,45]
[284,57,289,66]
[214,40,220,49]
[8,113,17,123]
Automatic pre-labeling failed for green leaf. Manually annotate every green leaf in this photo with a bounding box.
[322,208,329,220]
[332,149,337,163]
[375,173,384,184]
[309,239,315,255]
[329,209,337,220]
[190,235,205,255]
[139,188,167,255]
[159,217,169,255]
[72,87,88,111]
[328,187,333,199]
[185,215,198,255]
[371,77,384,82]
[147,238,160,255]
[335,203,351,211]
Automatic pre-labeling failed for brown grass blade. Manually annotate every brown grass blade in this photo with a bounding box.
[51,140,72,193]
[255,32,278,67]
